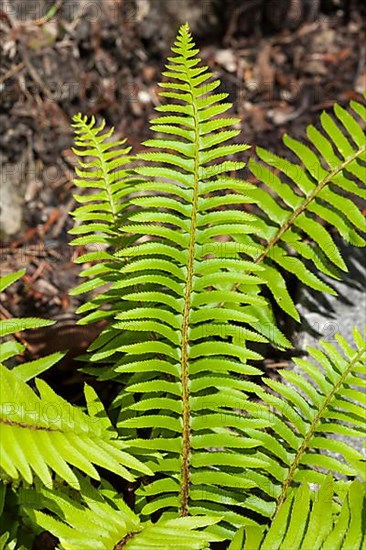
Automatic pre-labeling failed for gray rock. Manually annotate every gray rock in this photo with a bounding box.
[0,153,27,238]
[296,241,365,348]
[293,241,366,460]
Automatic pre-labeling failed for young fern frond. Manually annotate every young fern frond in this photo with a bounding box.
[244,98,366,319]
[24,476,222,550]
[69,114,136,327]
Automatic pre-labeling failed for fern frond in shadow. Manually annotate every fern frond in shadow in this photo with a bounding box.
[242,326,366,524]
[230,476,365,550]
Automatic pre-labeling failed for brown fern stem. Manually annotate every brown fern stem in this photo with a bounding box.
[179,35,201,517]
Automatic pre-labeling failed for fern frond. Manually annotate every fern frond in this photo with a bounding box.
[76,23,281,533]
[245,326,366,522]
[0,365,151,488]
[70,114,132,232]
[229,476,365,550]
[244,97,366,318]
[69,114,136,328]
[23,476,222,550]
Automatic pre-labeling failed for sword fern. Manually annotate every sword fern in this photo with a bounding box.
[1,23,365,550]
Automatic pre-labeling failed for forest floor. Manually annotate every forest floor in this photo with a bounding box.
[0,0,365,390]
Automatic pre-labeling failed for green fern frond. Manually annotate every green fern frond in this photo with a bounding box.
[0,365,151,488]
[69,114,136,328]
[230,476,365,550]
[243,326,366,522]
[74,23,280,533]
[70,114,132,234]
[23,476,222,550]
[244,97,366,318]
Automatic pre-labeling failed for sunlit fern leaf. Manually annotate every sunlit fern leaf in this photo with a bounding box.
[242,326,366,523]
[0,365,151,488]
[229,476,366,550]
[72,23,282,535]
[244,96,366,318]
[23,476,223,550]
